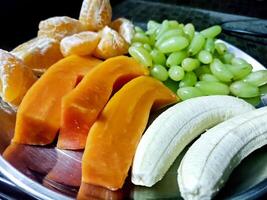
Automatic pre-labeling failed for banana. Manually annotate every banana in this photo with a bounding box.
[178,106,267,200]
[131,95,254,187]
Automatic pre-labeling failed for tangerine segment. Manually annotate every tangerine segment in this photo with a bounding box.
[0,49,37,107]
[60,31,100,57]
[79,0,112,31]
[94,26,129,59]
[12,37,63,73]
[38,16,85,41]
[110,18,135,44]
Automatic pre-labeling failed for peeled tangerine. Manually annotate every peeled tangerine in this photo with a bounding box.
[110,18,135,44]
[38,16,85,41]
[60,31,100,57]
[12,37,63,74]
[94,26,129,59]
[13,56,102,145]
[0,49,37,107]
[57,56,148,150]
[82,76,178,190]
[79,0,112,31]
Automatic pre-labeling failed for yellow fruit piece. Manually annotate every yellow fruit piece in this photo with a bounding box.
[79,0,112,31]
[110,18,135,44]
[60,31,100,57]
[0,49,37,107]
[38,16,85,41]
[12,37,63,74]
[94,26,129,59]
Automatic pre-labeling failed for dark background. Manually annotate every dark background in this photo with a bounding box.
[0,0,266,50]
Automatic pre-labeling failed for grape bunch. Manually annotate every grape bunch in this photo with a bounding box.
[129,20,267,104]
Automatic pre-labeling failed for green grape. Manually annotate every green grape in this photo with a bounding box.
[135,26,145,33]
[260,84,267,96]
[215,42,227,55]
[182,58,200,72]
[131,42,143,47]
[143,43,152,52]
[168,66,185,81]
[132,32,151,44]
[188,33,205,56]
[230,81,260,98]
[166,51,187,67]
[199,74,219,82]
[226,64,252,80]
[146,20,160,35]
[194,65,211,77]
[231,57,249,66]
[156,20,180,39]
[198,50,213,64]
[155,29,184,47]
[163,78,180,93]
[183,23,195,40]
[221,53,234,64]
[179,24,184,29]
[200,25,222,38]
[204,38,215,53]
[177,87,204,101]
[195,81,230,95]
[210,59,233,82]
[242,96,261,106]
[156,36,189,53]
[150,65,169,81]
[179,71,197,87]
[129,46,152,67]
[150,49,166,65]
[168,20,180,29]
[243,70,267,86]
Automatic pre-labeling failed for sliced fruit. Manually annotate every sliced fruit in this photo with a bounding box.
[12,37,63,74]
[57,56,148,150]
[178,107,267,200]
[82,76,177,190]
[132,96,254,187]
[13,55,102,145]
[0,49,37,107]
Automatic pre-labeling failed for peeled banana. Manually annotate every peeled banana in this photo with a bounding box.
[132,95,254,187]
[178,106,267,200]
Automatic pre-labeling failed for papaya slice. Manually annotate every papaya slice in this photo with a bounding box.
[57,56,148,150]
[13,55,102,145]
[82,76,178,190]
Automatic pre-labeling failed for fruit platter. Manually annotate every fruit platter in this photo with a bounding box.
[0,0,267,199]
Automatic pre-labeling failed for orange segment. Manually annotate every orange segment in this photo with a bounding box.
[38,16,85,41]
[60,31,100,57]
[110,18,135,44]
[0,49,37,107]
[94,26,129,59]
[12,37,63,74]
[79,0,112,31]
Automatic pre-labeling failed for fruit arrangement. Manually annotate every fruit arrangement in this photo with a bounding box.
[0,0,267,199]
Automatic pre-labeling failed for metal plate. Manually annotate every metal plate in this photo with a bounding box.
[0,41,266,200]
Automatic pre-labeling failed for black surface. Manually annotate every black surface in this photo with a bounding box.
[0,175,35,200]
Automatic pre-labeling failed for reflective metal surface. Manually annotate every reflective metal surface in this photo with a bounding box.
[0,41,266,200]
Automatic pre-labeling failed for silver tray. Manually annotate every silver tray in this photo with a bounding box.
[0,40,266,200]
